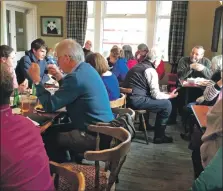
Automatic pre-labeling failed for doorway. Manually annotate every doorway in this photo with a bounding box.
[1,1,37,61]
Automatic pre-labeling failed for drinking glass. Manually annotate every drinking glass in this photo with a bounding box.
[161,85,168,93]
[20,91,30,113]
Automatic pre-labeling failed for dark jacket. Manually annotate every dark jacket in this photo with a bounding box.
[177,56,212,80]
[36,62,114,131]
[123,58,154,97]
[83,48,93,60]
[16,50,49,88]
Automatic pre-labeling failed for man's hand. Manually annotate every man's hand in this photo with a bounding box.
[169,89,178,99]
[47,64,63,81]
[190,63,198,70]
[217,78,223,88]
[28,63,41,84]
[194,64,205,71]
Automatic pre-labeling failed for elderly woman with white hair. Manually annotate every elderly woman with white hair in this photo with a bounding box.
[147,47,165,80]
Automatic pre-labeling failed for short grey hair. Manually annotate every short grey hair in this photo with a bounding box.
[55,39,85,64]
[146,47,163,62]
[192,45,205,54]
[137,43,148,51]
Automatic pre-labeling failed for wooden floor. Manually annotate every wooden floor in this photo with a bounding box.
[116,121,194,191]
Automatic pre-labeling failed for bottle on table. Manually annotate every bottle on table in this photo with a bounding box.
[13,88,20,107]
[32,83,36,96]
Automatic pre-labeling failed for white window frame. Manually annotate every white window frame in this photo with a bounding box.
[87,1,172,58]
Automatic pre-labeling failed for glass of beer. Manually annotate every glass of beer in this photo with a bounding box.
[20,91,30,113]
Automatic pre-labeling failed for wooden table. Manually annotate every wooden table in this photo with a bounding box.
[191,105,210,128]
[22,102,60,134]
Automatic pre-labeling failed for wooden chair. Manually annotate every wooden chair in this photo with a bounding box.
[110,93,126,108]
[119,87,149,144]
[61,125,131,191]
[50,161,85,191]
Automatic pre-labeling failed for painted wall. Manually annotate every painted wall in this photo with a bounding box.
[184,1,221,59]
[31,1,66,48]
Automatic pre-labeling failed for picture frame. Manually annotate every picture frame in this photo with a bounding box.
[40,16,63,37]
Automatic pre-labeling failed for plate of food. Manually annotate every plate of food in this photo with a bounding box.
[34,104,66,113]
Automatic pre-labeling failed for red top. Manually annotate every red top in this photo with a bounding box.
[0,105,54,191]
[155,60,165,80]
[127,59,138,69]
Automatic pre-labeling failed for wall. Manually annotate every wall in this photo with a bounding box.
[184,1,221,59]
[31,1,66,48]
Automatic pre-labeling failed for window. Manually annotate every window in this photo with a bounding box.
[86,1,172,61]
[102,18,146,54]
[154,1,172,61]
[85,1,94,49]
[105,1,147,15]
[102,1,147,55]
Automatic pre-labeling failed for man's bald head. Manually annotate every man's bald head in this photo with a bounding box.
[84,40,92,50]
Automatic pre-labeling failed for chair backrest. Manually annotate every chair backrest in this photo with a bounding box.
[50,161,85,191]
[84,125,131,190]
[110,93,126,108]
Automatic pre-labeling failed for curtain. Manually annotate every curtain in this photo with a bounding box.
[66,1,88,46]
[168,1,189,73]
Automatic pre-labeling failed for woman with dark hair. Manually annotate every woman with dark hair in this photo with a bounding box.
[86,53,120,101]
[0,45,28,92]
[122,45,138,69]
[0,64,54,191]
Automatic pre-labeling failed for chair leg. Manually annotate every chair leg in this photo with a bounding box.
[141,114,149,145]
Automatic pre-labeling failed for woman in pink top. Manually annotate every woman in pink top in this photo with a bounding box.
[0,45,28,92]
[122,45,138,69]
[0,64,54,191]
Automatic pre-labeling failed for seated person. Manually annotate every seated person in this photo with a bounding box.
[211,54,222,73]
[86,53,120,101]
[109,47,128,82]
[148,47,165,80]
[107,45,119,68]
[200,98,222,168]
[16,38,50,88]
[190,147,222,191]
[122,45,138,69]
[0,45,28,92]
[135,43,148,63]
[123,51,178,144]
[0,64,54,191]
[177,46,212,80]
[28,39,114,162]
[46,47,58,66]
[182,71,222,135]
[83,40,93,59]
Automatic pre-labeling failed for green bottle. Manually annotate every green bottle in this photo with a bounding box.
[13,88,20,106]
[32,83,36,96]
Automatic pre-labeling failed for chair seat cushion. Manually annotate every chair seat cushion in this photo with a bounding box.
[135,110,146,114]
[60,163,107,191]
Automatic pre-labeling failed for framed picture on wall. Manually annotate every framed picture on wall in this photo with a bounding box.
[40,16,63,37]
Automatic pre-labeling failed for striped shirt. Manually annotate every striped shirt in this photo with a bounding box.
[203,82,222,101]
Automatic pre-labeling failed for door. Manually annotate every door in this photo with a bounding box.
[6,6,28,61]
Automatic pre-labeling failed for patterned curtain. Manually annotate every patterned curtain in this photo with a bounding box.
[66,1,88,46]
[168,1,189,73]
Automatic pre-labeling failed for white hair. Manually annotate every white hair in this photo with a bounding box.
[146,47,163,62]
[55,39,85,64]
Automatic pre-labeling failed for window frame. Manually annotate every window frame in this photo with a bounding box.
[85,1,172,61]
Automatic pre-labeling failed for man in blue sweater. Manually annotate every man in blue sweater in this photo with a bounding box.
[28,39,114,162]
[16,38,50,88]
